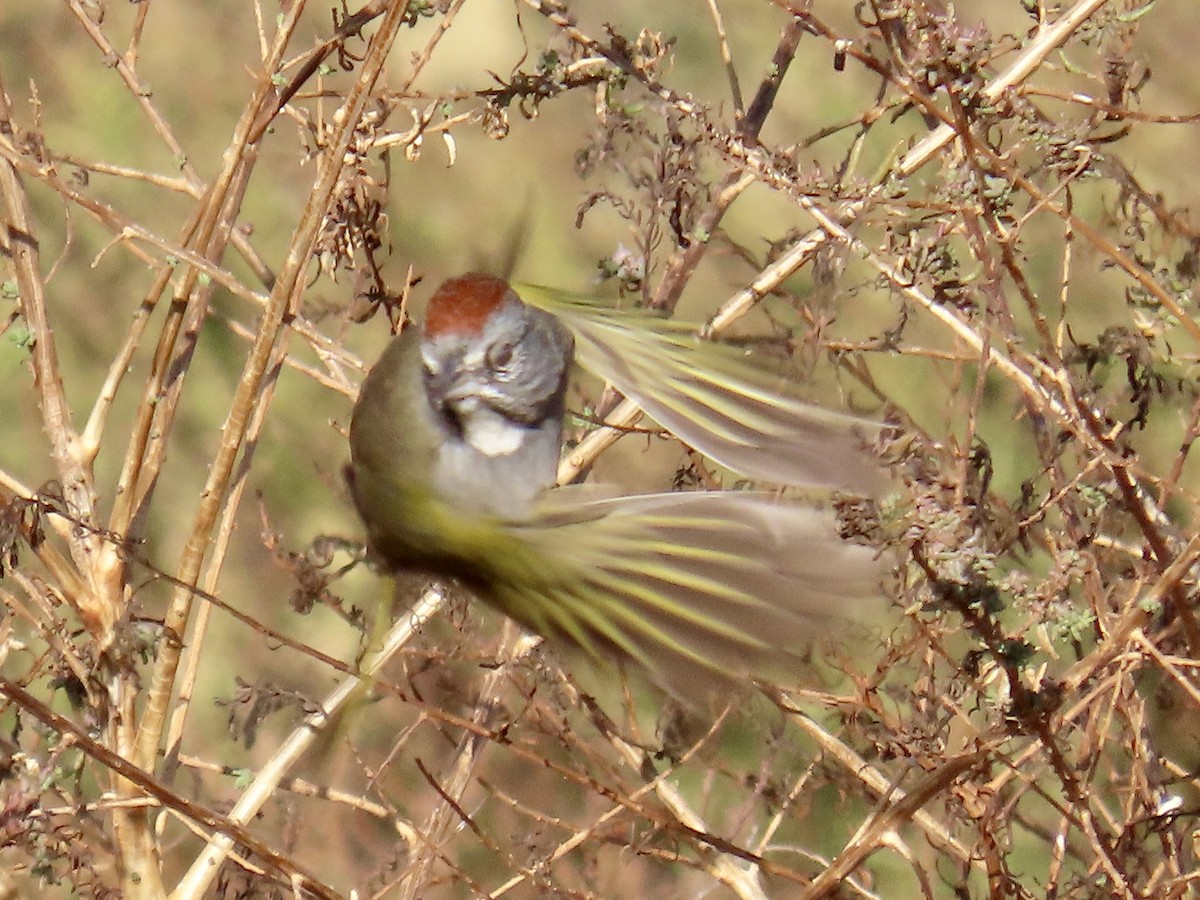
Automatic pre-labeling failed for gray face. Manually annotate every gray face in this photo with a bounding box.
[420,294,574,456]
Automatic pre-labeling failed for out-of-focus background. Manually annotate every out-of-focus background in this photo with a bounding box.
[2,1,1199,896]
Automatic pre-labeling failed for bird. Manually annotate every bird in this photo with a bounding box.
[347,273,885,697]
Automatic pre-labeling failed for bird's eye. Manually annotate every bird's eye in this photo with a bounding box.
[487,341,515,371]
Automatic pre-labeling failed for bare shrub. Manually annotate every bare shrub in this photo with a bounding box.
[1,1,1198,897]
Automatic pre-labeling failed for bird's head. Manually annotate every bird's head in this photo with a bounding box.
[419,274,573,457]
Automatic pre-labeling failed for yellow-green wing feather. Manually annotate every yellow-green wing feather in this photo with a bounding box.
[515,283,883,491]
[485,490,883,698]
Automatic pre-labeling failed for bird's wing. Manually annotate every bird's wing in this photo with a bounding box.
[514,283,884,491]
[488,489,886,699]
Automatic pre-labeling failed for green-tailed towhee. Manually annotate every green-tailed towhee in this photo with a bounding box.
[348,273,883,695]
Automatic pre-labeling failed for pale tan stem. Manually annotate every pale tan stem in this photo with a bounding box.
[171,587,446,900]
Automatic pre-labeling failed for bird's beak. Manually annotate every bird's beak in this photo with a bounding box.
[440,368,485,409]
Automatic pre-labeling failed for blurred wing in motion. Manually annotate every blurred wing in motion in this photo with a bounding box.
[484,489,884,699]
[515,283,884,492]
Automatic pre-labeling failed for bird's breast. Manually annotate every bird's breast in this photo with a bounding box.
[432,413,561,519]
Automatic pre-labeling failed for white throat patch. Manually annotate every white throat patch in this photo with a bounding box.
[459,403,526,457]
